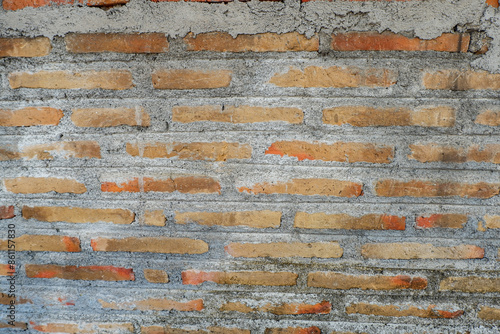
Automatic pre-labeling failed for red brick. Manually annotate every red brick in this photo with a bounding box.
[101,176,221,194]
[66,33,168,53]
[26,264,134,281]
[331,32,469,52]
[182,270,298,286]
[308,272,427,290]
[0,235,80,252]
[238,178,363,197]
[416,214,467,229]
[486,0,499,8]
[346,302,464,319]
[266,141,393,163]
[0,107,63,127]
[0,37,51,57]
[91,236,209,254]
[221,300,331,314]
[3,0,128,10]
[361,242,484,259]
[99,298,203,311]
[294,212,405,230]
[0,206,15,220]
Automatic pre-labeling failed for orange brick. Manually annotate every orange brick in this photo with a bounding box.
[3,0,128,10]
[481,215,500,229]
[142,326,250,334]
[0,292,31,305]
[0,206,15,220]
[0,321,27,330]
[144,269,169,283]
[375,180,500,198]
[0,107,63,126]
[0,264,15,276]
[9,70,133,90]
[91,236,208,254]
[182,270,297,286]
[126,141,252,160]
[269,66,397,88]
[66,33,168,53]
[0,235,80,252]
[238,178,363,197]
[331,32,469,52]
[478,306,500,321]
[4,177,86,194]
[175,210,281,228]
[101,176,221,194]
[152,69,231,89]
[26,264,134,281]
[264,327,321,334]
[29,322,134,333]
[172,105,303,124]
[225,242,343,258]
[22,206,135,224]
[476,109,500,126]
[322,106,456,127]
[266,141,393,163]
[346,303,464,319]
[294,212,405,230]
[0,141,101,161]
[71,107,150,127]
[308,272,427,290]
[141,210,166,226]
[99,297,202,311]
[361,242,484,259]
[221,300,331,314]
[416,214,467,229]
[423,70,500,90]
[486,0,500,7]
[184,32,319,52]
[439,276,500,293]
[0,37,51,57]
[409,143,500,163]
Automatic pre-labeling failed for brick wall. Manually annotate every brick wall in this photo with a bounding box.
[1,0,500,333]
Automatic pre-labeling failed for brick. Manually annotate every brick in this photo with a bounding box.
[0,206,15,219]
[308,272,427,290]
[0,235,80,252]
[101,176,221,194]
[172,105,304,124]
[0,37,51,57]
[423,70,500,90]
[71,107,150,127]
[0,321,27,330]
[29,322,134,333]
[3,0,128,10]
[322,106,456,127]
[225,242,343,258]
[91,236,209,254]
[487,0,500,8]
[476,109,500,126]
[439,276,500,293]
[238,178,363,197]
[126,141,252,160]
[175,210,281,228]
[269,66,397,88]
[22,206,135,224]
[152,69,232,89]
[416,214,467,229]
[361,242,484,259]
[221,300,331,314]
[0,107,63,126]
[142,327,250,334]
[142,210,166,226]
[409,143,500,164]
[294,212,405,230]
[9,70,133,90]
[0,264,15,276]
[144,269,169,283]
[478,306,500,321]
[99,298,202,311]
[482,215,500,229]
[266,141,393,163]
[182,270,298,286]
[26,264,134,281]
[66,33,168,54]
[0,292,31,305]
[375,180,500,198]
[346,303,464,319]
[4,177,86,194]
[331,32,469,52]
[0,141,101,161]
[184,32,319,52]
[264,327,321,334]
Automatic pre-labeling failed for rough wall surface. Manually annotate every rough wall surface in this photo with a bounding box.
[1,0,500,333]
